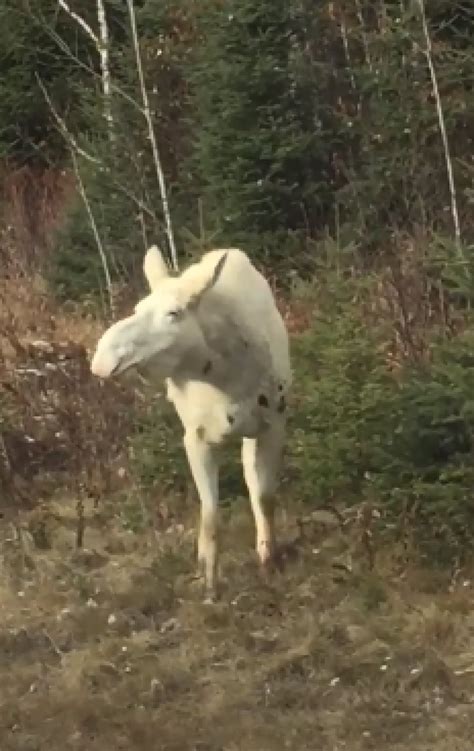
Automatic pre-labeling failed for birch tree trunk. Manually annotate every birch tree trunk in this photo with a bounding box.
[126,0,179,271]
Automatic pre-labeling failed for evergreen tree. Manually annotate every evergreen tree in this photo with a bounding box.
[0,0,96,163]
[332,1,474,247]
[49,0,194,301]
[189,0,341,256]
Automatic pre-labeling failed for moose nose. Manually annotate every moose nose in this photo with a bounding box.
[90,348,121,378]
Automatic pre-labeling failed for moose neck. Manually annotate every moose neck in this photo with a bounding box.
[170,312,263,398]
[174,339,226,387]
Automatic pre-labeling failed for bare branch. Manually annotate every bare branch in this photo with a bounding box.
[43,23,143,115]
[417,0,463,259]
[58,0,99,45]
[36,75,115,314]
[354,0,373,72]
[36,69,152,221]
[70,149,115,316]
[339,15,356,92]
[113,182,157,220]
[35,73,100,164]
[126,0,179,270]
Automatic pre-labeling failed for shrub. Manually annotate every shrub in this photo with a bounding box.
[289,267,474,560]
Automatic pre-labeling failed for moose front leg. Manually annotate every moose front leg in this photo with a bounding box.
[183,428,219,602]
[242,418,285,570]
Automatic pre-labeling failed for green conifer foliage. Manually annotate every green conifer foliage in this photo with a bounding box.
[189,0,339,253]
[0,0,95,163]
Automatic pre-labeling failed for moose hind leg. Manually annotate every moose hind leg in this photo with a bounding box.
[242,420,284,568]
[183,428,219,601]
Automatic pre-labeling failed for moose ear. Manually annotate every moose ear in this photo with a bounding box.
[143,245,169,290]
[185,253,228,309]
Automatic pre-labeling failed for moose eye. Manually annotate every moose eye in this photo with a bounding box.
[167,309,182,320]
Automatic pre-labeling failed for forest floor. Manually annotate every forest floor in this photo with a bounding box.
[1,489,474,751]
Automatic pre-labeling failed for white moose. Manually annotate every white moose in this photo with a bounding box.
[90,246,291,601]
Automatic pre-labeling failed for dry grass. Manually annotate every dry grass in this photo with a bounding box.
[1,496,474,751]
[0,165,75,274]
[0,274,137,515]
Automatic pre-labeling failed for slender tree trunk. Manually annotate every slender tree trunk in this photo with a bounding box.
[96,0,114,140]
[58,0,114,138]
[417,0,463,258]
[126,0,179,271]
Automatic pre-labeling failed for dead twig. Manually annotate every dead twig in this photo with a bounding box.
[76,498,85,549]
[358,502,377,571]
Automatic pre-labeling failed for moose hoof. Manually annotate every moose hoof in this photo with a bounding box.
[203,591,217,605]
[258,546,284,576]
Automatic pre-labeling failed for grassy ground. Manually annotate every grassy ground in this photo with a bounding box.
[2,488,474,751]
[2,272,474,750]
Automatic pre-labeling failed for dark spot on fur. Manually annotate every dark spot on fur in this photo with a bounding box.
[196,426,206,440]
[278,383,283,391]
[258,394,269,408]
[277,396,286,413]
[203,360,212,375]
[227,414,235,424]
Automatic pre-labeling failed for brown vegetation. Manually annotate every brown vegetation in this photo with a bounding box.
[0,272,135,516]
[0,165,76,274]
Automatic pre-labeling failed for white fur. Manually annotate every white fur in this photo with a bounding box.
[90,246,291,600]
